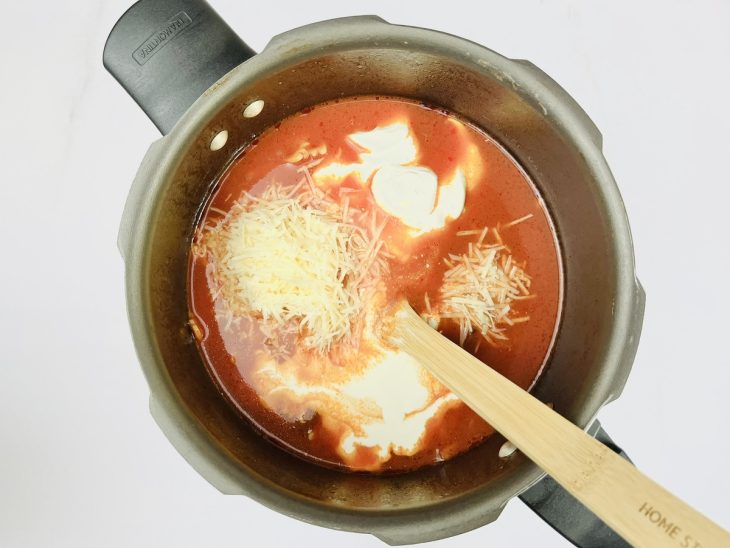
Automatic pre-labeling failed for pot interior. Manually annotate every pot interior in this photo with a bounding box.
[142,45,622,511]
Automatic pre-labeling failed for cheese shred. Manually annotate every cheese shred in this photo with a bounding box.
[198,172,387,353]
[438,227,532,346]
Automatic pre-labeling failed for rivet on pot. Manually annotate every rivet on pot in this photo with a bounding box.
[499,440,517,458]
[243,99,265,118]
[210,130,228,151]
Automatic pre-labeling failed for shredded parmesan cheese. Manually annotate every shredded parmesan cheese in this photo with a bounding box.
[437,222,533,346]
[199,171,387,353]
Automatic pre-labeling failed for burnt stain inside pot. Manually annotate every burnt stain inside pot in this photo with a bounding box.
[188,97,562,473]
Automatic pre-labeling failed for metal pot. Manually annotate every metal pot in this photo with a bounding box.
[104,0,645,545]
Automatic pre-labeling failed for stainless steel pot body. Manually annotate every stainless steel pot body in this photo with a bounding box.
[109,9,644,545]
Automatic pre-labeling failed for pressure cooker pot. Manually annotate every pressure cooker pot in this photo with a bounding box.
[104,0,644,545]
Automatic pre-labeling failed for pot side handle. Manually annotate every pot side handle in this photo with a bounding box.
[103,0,256,134]
[519,421,631,548]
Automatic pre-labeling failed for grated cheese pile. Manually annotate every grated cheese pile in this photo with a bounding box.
[198,169,388,354]
[439,219,533,347]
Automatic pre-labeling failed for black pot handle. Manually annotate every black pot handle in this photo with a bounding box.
[519,421,631,547]
[103,0,256,134]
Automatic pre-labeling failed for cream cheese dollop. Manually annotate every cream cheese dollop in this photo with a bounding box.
[348,123,418,167]
[314,121,467,233]
[372,165,466,233]
[314,122,418,184]
[371,165,438,229]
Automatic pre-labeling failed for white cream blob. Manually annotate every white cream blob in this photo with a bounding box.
[349,122,418,166]
[371,165,438,228]
[315,120,467,233]
[338,350,459,458]
[372,166,467,234]
[314,122,418,185]
[252,347,458,465]
[422,168,467,232]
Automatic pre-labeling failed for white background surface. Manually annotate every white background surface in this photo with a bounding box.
[1,1,729,546]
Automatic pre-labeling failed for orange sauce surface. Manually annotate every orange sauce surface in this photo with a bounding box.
[189,97,562,472]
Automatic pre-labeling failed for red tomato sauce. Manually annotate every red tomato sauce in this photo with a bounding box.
[188,97,562,473]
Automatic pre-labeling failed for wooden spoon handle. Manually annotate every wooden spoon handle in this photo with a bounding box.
[395,306,730,547]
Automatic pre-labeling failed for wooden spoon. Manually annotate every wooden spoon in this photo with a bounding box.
[393,303,729,547]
